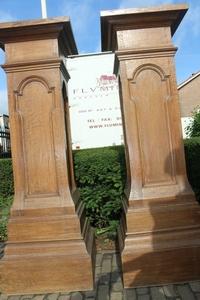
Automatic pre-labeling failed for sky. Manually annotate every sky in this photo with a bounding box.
[0,0,200,115]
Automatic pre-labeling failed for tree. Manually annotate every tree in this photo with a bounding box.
[186,106,200,138]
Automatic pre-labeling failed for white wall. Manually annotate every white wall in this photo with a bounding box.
[181,117,193,138]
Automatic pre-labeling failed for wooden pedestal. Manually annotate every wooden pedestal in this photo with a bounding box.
[0,18,95,294]
[101,4,200,287]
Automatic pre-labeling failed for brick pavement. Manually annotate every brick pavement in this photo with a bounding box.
[0,243,200,300]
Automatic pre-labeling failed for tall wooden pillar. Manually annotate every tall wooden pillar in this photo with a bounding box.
[101,4,200,287]
[0,18,94,294]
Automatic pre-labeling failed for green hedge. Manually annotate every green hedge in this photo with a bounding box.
[0,139,200,239]
[0,196,13,241]
[74,146,125,232]
[184,137,200,201]
[0,159,14,197]
[0,159,14,240]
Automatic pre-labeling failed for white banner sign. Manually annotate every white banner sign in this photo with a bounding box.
[67,53,124,149]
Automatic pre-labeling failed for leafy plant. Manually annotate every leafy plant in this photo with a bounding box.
[0,196,13,241]
[184,137,200,202]
[0,159,14,240]
[186,106,200,137]
[0,159,14,197]
[1,142,200,241]
[74,147,126,232]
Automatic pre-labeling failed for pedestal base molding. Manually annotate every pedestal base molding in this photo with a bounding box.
[0,205,95,295]
[1,240,93,295]
[121,197,200,287]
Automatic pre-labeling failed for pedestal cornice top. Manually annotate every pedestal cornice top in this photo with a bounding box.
[0,16,78,55]
[101,3,188,51]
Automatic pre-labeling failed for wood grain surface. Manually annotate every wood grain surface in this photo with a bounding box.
[101,4,200,288]
[0,18,94,295]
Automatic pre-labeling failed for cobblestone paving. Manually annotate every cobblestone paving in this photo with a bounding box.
[0,245,200,300]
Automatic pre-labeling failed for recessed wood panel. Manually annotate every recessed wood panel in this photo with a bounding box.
[6,39,58,63]
[130,68,174,186]
[117,27,172,49]
[17,79,58,195]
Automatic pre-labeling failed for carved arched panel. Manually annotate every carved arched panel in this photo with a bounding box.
[15,76,58,196]
[129,64,175,186]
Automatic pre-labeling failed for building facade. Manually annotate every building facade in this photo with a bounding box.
[178,71,200,137]
[0,114,10,153]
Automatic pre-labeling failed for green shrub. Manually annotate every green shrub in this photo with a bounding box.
[186,106,200,137]
[0,142,200,239]
[0,159,14,240]
[0,159,14,197]
[184,137,200,201]
[74,146,126,232]
[0,196,13,241]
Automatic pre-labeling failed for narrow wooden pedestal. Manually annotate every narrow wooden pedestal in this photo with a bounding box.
[101,4,200,287]
[0,18,95,294]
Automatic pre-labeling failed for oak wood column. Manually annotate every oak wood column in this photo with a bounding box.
[101,4,200,287]
[0,18,94,294]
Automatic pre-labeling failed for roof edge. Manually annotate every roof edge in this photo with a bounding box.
[178,71,200,90]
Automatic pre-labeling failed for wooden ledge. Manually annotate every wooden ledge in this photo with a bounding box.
[0,16,78,55]
[101,3,188,51]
